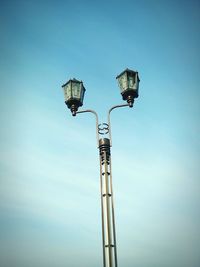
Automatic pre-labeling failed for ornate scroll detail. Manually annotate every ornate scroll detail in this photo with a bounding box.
[98,123,109,135]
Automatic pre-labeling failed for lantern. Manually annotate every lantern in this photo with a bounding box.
[62,78,86,116]
[116,68,140,107]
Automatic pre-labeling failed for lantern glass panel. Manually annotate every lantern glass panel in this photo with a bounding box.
[63,83,72,101]
[128,74,135,89]
[118,73,127,92]
[72,82,81,99]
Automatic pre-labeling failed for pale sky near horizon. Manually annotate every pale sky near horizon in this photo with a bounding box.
[0,0,200,267]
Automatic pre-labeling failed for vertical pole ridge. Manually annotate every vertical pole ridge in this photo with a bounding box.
[109,155,118,267]
[99,153,106,267]
[104,150,113,267]
[99,138,118,267]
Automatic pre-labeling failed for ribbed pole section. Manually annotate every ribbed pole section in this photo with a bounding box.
[99,138,118,267]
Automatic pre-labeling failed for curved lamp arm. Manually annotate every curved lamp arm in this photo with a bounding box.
[108,104,129,147]
[76,104,130,148]
[76,109,100,147]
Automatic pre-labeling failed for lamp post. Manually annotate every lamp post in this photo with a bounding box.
[62,68,140,267]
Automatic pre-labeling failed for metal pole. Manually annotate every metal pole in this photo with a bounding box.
[99,138,117,267]
[76,104,130,267]
[109,153,118,267]
[99,152,106,267]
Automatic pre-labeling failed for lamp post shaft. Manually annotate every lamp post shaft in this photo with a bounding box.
[99,138,118,267]
[76,105,130,267]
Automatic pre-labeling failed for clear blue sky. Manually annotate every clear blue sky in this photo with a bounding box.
[0,0,200,266]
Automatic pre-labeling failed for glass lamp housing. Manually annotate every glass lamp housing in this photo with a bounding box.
[62,78,86,115]
[116,68,140,106]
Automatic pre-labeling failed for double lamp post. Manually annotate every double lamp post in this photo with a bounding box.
[62,68,140,267]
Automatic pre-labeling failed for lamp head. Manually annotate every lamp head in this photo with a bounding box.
[116,68,140,107]
[62,78,86,116]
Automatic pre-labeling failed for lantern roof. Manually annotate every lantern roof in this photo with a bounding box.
[116,68,140,81]
[62,78,82,88]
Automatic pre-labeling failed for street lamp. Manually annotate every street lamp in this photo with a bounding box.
[116,68,140,107]
[62,68,140,267]
[62,78,86,116]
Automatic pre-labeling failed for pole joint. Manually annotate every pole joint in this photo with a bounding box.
[99,138,111,164]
